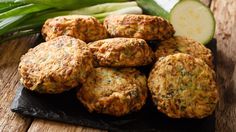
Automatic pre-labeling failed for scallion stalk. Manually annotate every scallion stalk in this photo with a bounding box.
[93,6,143,22]
[70,2,138,15]
[15,0,129,9]
[24,2,141,25]
[0,3,24,13]
[0,29,40,43]
[6,22,42,34]
[0,4,51,19]
[0,15,31,36]
[0,0,17,2]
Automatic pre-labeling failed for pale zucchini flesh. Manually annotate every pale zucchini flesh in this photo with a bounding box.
[170,0,215,44]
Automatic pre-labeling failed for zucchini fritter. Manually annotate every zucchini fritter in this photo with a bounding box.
[19,36,94,94]
[104,14,175,40]
[88,38,154,67]
[148,53,219,118]
[42,15,108,42]
[155,36,213,68]
[77,67,147,116]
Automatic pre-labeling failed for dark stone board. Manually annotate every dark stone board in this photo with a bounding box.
[11,39,217,132]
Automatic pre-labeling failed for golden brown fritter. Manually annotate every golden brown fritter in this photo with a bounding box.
[155,36,214,68]
[77,67,147,116]
[42,15,108,42]
[103,14,175,40]
[19,36,94,94]
[148,53,219,118]
[88,38,154,67]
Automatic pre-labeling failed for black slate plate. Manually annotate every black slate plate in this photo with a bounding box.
[11,39,217,132]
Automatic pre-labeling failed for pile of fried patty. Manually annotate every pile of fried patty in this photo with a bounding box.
[18,14,218,118]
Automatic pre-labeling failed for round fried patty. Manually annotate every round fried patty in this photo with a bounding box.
[77,67,147,116]
[148,53,219,118]
[103,14,175,40]
[155,36,213,68]
[88,38,154,67]
[19,36,94,94]
[42,15,108,42]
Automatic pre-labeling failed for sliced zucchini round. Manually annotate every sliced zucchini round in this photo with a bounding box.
[170,0,215,44]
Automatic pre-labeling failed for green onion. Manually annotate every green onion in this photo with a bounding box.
[0,4,51,19]
[0,3,24,13]
[0,15,31,36]
[14,0,128,9]
[93,6,143,22]
[6,22,42,34]
[0,0,17,2]
[69,2,138,15]
[0,29,40,43]
[24,2,140,25]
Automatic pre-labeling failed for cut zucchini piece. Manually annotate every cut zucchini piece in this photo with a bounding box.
[170,0,215,44]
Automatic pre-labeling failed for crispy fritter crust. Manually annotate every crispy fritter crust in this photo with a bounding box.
[19,36,94,94]
[148,53,219,118]
[155,36,214,68]
[42,15,108,42]
[103,14,175,40]
[77,67,147,116]
[88,38,154,67]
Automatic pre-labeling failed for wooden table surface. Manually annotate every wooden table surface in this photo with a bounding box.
[0,0,235,132]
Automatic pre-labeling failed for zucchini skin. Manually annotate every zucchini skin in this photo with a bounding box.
[136,0,170,20]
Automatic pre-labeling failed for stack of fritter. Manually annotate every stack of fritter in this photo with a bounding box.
[18,14,218,118]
